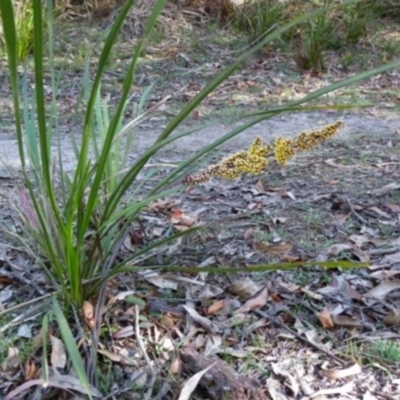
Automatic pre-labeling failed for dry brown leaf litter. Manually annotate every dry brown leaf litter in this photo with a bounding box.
[0,128,400,398]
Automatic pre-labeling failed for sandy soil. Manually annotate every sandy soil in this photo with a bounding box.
[1,111,400,177]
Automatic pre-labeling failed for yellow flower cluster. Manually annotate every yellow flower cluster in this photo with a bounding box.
[183,136,272,184]
[211,136,272,178]
[274,137,295,166]
[294,120,345,151]
[274,120,345,166]
[182,121,344,185]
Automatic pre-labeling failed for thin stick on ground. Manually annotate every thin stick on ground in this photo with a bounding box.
[0,301,51,334]
[135,304,157,400]
[0,292,54,319]
[0,264,45,296]
[346,196,369,225]
[89,229,131,385]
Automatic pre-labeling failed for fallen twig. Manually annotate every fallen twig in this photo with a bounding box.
[135,304,156,400]
[346,196,368,225]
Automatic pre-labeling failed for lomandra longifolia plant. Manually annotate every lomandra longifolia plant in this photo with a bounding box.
[1,0,400,396]
[0,0,399,307]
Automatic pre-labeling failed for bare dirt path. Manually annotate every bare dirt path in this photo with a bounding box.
[1,110,400,176]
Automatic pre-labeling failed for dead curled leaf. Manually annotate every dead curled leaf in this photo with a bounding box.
[383,308,400,326]
[349,245,370,263]
[349,234,371,247]
[368,206,392,219]
[331,315,364,329]
[50,335,67,372]
[24,360,38,380]
[140,270,179,290]
[317,275,362,301]
[4,374,102,400]
[341,280,363,301]
[317,308,334,329]
[170,357,181,375]
[317,307,363,329]
[205,299,225,316]
[1,347,20,371]
[373,182,400,197]
[171,209,197,230]
[325,158,356,168]
[321,363,362,380]
[324,243,352,256]
[310,381,354,398]
[237,286,268,313]
[219,313,247,329]
[148,197,181,212]
[324,243,369,262]
[226,277,263,299]
[385,202,400,213]
[182,305,220,334]
[98,348,137,366]
[83,300,95,329]
[364,280,400,302]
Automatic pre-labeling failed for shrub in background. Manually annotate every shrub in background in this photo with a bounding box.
[227,0,290,39]
[227,0,380,72]
[339,0,380,45]
[291,12,336,72]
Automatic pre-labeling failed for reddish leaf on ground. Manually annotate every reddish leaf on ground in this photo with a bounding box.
[317,307,334,329]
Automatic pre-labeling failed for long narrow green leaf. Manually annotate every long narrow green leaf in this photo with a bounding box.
[113,261,367,276]
[40,314,49,386]
[73,0,136,186]
[32,0,50,188]
[70,0,138,249]
[22,66,40,170]
[80,0,166,245]
[0,0,25,167]
[30,0,67,241]
[242,103,371,119]
[100,185,185,232]
[120,81,158,168]
[93,227,201,291]
[52,298,93,398]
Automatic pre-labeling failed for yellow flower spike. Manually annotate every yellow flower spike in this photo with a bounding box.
[247,155,268,174]
[218,151,247,170]
[206,139,271,179]
[274,137,295,166]
[295,121,345,152]
[209,163,241,179]
[248,136,272,158]
[248,136,262,154]
[182,169,213,184]
[183,121,344,185]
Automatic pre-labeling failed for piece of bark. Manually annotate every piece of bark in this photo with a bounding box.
[180,348,268,400]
